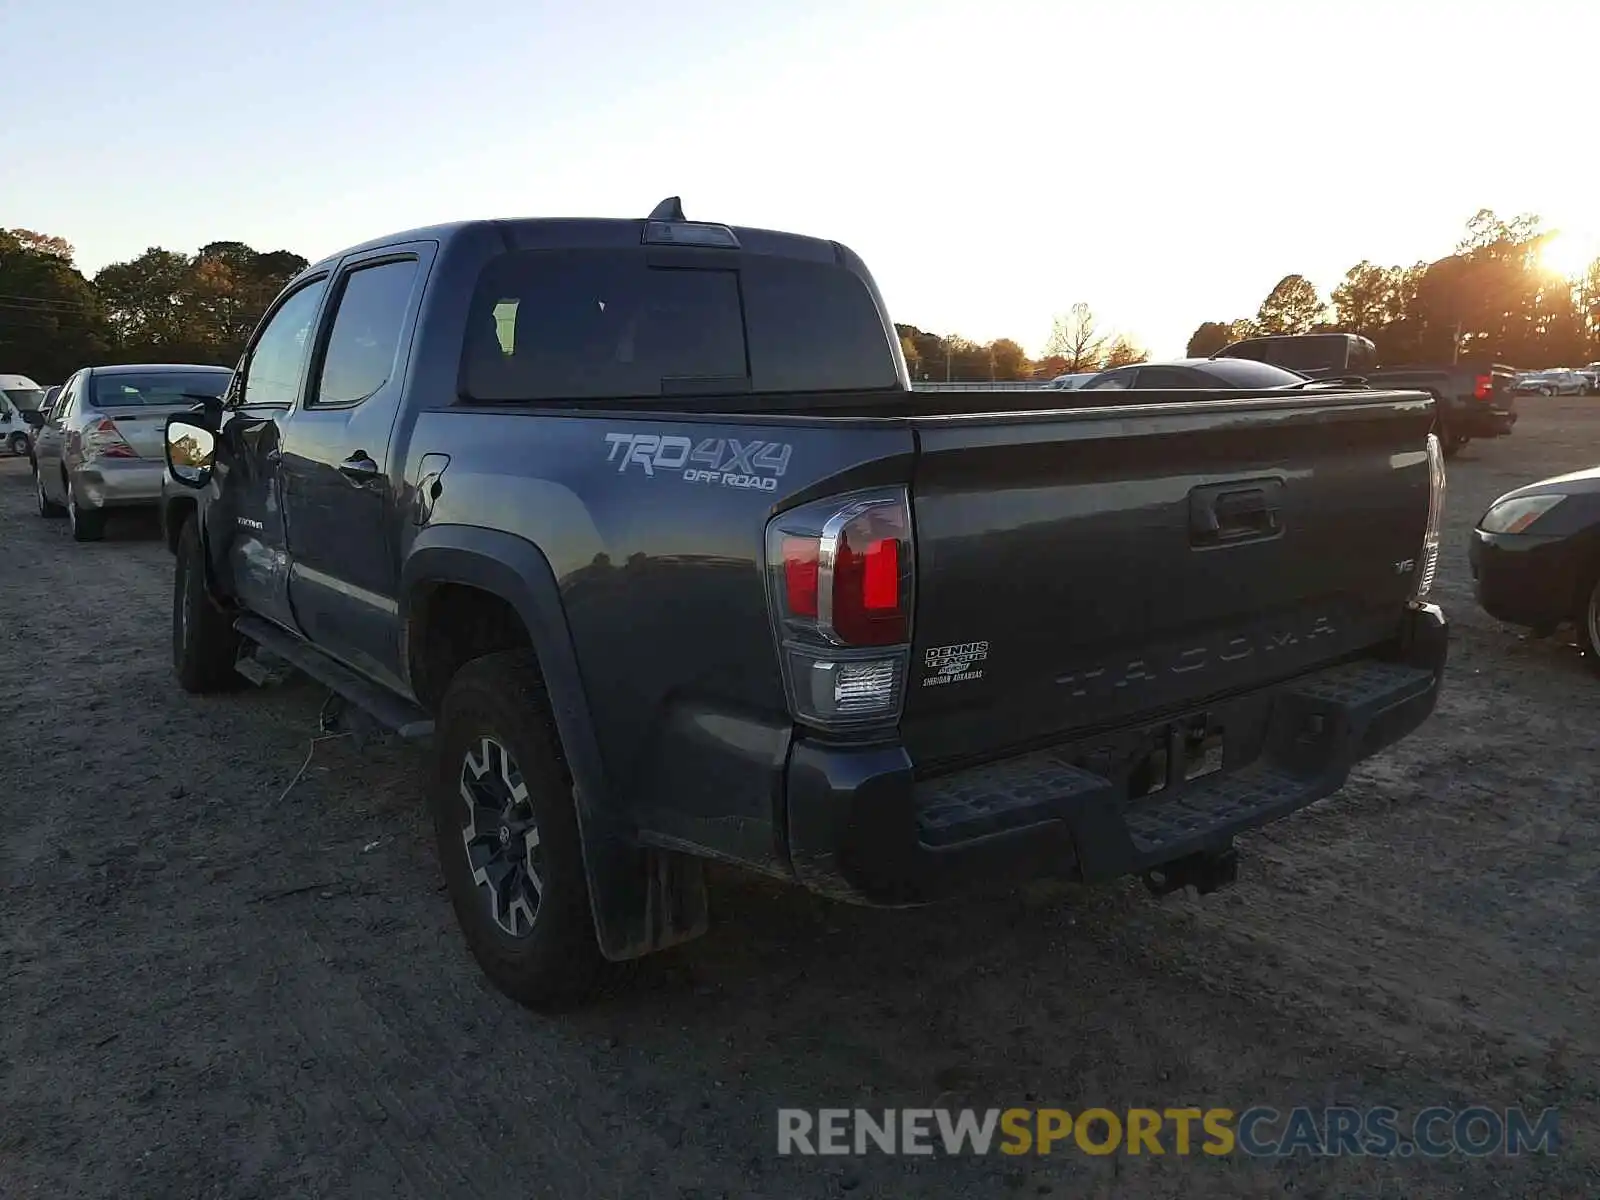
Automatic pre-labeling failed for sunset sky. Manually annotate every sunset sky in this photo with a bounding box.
[8,0,1599,358]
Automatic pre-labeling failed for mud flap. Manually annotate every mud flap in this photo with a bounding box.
[402,528,713,963]
[576,789,710,961]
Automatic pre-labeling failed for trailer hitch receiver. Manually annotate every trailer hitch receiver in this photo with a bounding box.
[1143,843,1239,897]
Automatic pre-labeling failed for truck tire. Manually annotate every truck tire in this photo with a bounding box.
[66,481,105,542]
[430,650,603,1011]
[7,431,28,457]
[1432,419,1466,459]
[172,516,243,693]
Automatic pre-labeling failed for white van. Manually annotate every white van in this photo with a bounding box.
[1,373,48,456]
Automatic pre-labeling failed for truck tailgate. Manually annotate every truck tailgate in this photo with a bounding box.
[901,391,1436,770]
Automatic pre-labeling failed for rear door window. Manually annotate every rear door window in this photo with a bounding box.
[313,259,419,407]
[464,251,747,402]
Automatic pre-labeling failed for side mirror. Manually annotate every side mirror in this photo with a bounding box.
[165,417,216,489]
[21,409,44,429]
[182,393,225,431]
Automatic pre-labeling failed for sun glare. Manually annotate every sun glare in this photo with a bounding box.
[1538,230,1600,280]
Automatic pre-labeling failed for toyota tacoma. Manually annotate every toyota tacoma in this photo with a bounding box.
[160,198,1450,1010]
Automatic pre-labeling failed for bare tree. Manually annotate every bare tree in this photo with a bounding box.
[1043,302,1106,373]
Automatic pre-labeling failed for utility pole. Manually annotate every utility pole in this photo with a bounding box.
[945,341,952,382]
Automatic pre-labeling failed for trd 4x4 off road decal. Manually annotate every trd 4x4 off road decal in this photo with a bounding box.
[604,432,792,492]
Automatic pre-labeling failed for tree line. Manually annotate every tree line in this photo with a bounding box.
[0,229,308,383]
[898,304,1148,382]
[0,224,1145,387]
[1187,209,1600,368]
[6,206,1594,388]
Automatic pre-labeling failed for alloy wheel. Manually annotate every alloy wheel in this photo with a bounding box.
[459,736,545,938]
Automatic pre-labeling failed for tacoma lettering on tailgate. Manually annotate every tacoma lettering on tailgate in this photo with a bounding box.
[1055,615,1339,698]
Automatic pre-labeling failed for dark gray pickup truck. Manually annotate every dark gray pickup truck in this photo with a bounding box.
[160,199,1449,1010]
[1215,334,1517,457]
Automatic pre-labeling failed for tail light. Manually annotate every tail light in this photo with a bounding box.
[1473,374,1492,400]
[1411,433,1447,600]
[84,417,137,460]
[766,488,914,731]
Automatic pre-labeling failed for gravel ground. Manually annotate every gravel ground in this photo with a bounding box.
[2,401,1597,1199]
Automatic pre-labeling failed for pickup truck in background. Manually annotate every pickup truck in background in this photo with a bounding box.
[160,199,1450,1011]
[1214,335,1517,457]
[1215,332,1378,380]
[1362,362,1519,457]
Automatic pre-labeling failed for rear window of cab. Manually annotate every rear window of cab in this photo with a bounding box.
[460,249,898,402]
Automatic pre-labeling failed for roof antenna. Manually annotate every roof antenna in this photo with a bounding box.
[648,196,685,222]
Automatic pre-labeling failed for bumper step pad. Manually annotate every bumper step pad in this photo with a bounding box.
[912,659,1438,880]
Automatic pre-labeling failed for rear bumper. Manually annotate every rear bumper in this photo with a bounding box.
[1452,405,1516,438]
[784,603,1447,905]
[73,461,166,509]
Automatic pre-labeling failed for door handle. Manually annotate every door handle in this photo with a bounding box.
[1189,478,1284,546]
[338,453,379,482]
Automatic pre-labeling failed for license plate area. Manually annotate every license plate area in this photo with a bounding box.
[1128,715,1224,800]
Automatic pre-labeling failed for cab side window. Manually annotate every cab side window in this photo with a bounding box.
[312,259,419,407]
[240,280,329,408]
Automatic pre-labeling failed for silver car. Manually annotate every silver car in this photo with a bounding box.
[32,363,232,541]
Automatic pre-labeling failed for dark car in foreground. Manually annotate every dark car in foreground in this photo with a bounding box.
[1469,465,1600,663]
[158,197,1449,1011]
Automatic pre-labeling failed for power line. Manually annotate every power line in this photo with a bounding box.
[0,292,97,312]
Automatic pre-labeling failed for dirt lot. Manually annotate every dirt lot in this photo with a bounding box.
[2,402,1598,1199]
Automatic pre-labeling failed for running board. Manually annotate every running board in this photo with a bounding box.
[233,615,435,740]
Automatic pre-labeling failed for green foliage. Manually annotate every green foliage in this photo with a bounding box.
[1,229,306,381]
[1255,275,1327,336]
[13,207,1600,390]
[0,230,110,381]
[1185,321,1237,358]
